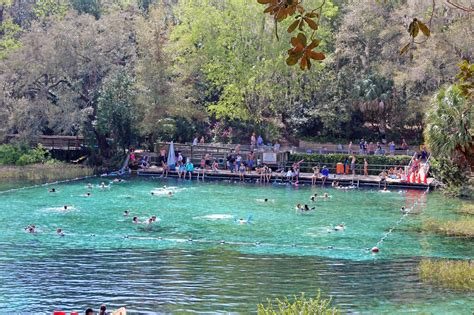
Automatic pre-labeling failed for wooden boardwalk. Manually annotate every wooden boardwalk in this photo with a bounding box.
[135,167,434,190]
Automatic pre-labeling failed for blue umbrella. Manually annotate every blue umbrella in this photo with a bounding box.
[167,141,176,170]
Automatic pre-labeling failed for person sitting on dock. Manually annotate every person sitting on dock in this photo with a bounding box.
[239,163,246,181]
[264,165,272,183]
[320,166,329,186]
[185,159,194,180]
[177,161,186,179]
[197,156,208,180]
[286,168,295,183]
[311,166,320,185]
[212,160,219,174]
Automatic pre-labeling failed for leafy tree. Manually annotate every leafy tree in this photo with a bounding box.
[0,12,138,155]
[424,85,472,165]
[96,69,139,152]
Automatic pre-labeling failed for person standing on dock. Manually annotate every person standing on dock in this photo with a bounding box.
[192,136,198,146]
[247,150,255,173]
[363,159,368,176]
[250,132,256,148]
[351,156,356,176]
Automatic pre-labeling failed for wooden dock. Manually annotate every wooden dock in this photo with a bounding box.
[134,167,434,190]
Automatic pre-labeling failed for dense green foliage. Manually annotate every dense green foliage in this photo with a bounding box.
[423,84,472,197]
[0,0,471,155]
[289,153,411,173]
[424,85,472,165]
[257,292,339,315]
[0,143,51,165]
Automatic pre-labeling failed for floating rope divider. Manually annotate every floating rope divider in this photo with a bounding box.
[0,174,98,195]
[371,187,430,253]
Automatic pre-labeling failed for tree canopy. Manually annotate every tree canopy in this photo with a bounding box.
[0,0,472,155]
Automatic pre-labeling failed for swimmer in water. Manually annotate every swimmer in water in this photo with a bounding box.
[151,215,157,222]
[56,228,65,236]
[25,224,36,233]
[49,188,56,193]
[132,216,139,224]
[236,215,252,225]
[401,206,409,214]
[310,196,316,202]
[323,193,329,199]
[100,182,106,188]
[151,192,155,196]
[168,191,173,197]
[63,205,68,210]
[303,204,315,212]
[334,224,345,231]
[124,210,130,216]
[87,183,93,189]
[264,198,268,202]
[380,186,390,193]
[82,192,91,197]
[295,203,303,211]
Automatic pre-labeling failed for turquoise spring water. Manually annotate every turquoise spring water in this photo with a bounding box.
[0,177,472,313]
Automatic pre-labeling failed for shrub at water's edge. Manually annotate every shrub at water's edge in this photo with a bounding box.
[0,143,52,166]
[419,259,474,291]
[257,292,339,315]
[422,219,474,238]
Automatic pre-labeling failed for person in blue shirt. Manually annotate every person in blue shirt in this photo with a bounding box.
[389,141,396,156]
[257,135,263,147]
[320,166,329,185]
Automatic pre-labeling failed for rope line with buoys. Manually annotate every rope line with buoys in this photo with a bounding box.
[0,175,97,195]
[370,187,429,253]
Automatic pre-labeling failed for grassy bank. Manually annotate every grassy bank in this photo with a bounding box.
[419,259,474,290]
[423,219,474,238]
[0,163,94,183]
[458,203,474,216]
[257,292,339,315]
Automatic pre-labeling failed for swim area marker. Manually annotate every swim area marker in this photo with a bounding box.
[0,175,97,195]
[371,187,430,253]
